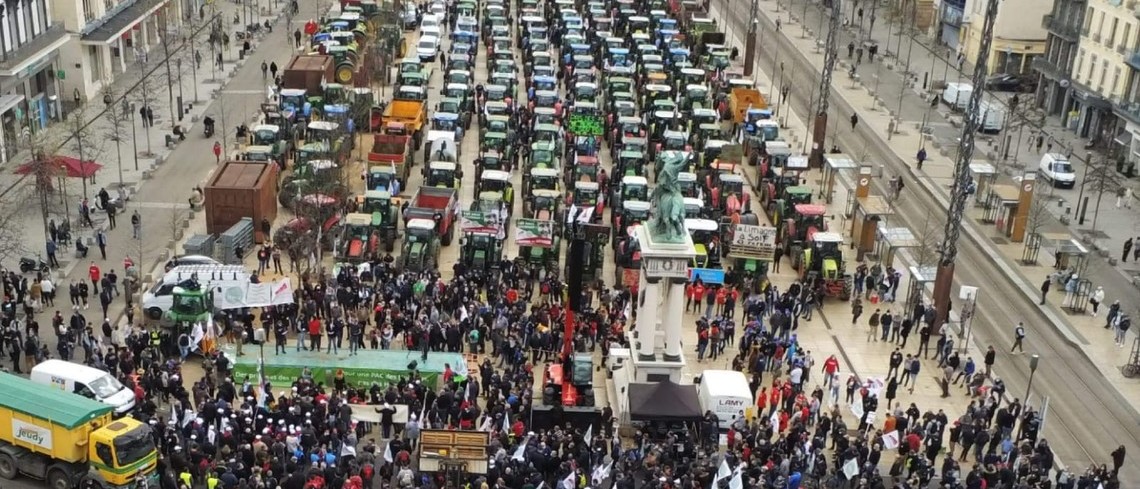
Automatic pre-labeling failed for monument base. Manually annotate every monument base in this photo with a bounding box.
[629,349,687,384]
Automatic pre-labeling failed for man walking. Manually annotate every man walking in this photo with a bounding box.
[95,229,108,260]
[46,240,59,268]
[1125,238,1134,263]
[984,345,996,377]
[1011,322,1026,353]
[1039,278,1050,305]
[916,147,927,170]
[131,211,141,240]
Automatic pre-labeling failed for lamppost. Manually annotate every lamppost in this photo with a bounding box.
[1025,354,1040,406]
[102,93,125,188]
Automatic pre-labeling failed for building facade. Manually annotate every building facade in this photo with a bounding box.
[0,0,71,163]
[52,0,182,104]
[1033,0,1085,118]
[1064,0,1135,141]
[958,0,1049,76]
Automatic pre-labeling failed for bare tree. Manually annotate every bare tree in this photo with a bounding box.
[133,54,166,156]
[1022,179,1053,264]
[1083,154,1122,235]
[63,102,106,201]
[101,86,132,189]
[910,214,944,269]
[168,205,188,244]
[0,186,36,262]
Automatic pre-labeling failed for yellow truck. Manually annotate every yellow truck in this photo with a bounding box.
[381,99,427,149]
[0,373,158,489]
[729,88,766,124]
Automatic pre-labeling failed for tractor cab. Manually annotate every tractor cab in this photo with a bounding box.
[532,107,560,126]
[533,75,558,92]
[431,112,463,139]
[757,120,781,142]
[296,142,333,166]
[613,200,651,246]
[571,181,603,223]
[399,218,441,272]
[615,117,646,142]
[615,175,649,208]
[399,71,428,88]
[570,154,600,185]
[616,150,647,177]
[678,67,706,88]
[460,232,503,272]
[801,232,849,298]
[426,161,462,188]
[278,88,307,118]
[658,129,691,154]
[572,82,599,103]
[681,84,709,111]
[711,173,749,216]
[367,165,399,193]
[242,145,275,163]
[442,83,471,107]
[483,115,513,138]
[678,171,702,200]
[475,150,507,179]
[532,90,562,115]
[477,170,514,209]
[306,120,343,148]
[358,190,398,252]
[622,136,649,155]
[527,167,561,194]
[533,123,562,149]
[528,141,561,171]
[484,101,511,119]
[686,218,721,268]
[692,108,720,127]
[528,189,563,220]
[250,123,284,148]
[694,124,723,149]
[641,83,672,107]
[784,202,828,248]
[395,85,427,101]
[684,197,706,218]
[481,131,513,164]
[339,212,378,262]
[759,140,795,175]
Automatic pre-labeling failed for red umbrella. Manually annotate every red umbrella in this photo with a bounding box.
[15,156,102,178]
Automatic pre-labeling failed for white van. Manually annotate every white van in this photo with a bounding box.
[31,359,136,414]
[1040,152,1077,188]
[697,370,754,431]
[942,82,973,111]
[975,100,1006,133]
[143,265,250,320]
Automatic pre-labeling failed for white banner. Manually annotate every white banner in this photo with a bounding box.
[881,430,899,450]
[12,419,53,450]
[214,279,295,310]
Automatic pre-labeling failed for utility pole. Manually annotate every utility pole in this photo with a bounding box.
[809,0,843,168]
[744,0,759,77]
[932,0,1001,328]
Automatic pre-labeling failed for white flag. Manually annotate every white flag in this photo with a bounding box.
[479,416,493,432]
[843,458,859,479]
[536,483,546,489]
[340,442,357,458]
[502,414,511,433]
[383,440,394,463]
[881,430,899,450]
[583,424,593,444]
[591,462,612,485]
[728,466,744,489]
[512,436,528,461]
[561,472,576,489]
[716,458,731,482]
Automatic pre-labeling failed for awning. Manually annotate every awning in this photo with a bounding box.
[0,93,25,113]
[81,0,169,45]
[1115,129,1133,146]
[628,381,703,422]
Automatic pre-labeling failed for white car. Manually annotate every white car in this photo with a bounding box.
[401,4,419,29]
[421,14,442,35]
[417,35,441,62]
[1039,153,1076,189]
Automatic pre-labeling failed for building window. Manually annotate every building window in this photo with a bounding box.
[82,0,94,23]
[1077,49,1086,81]
[1101,60,1109,92]
[1115,67,1123,97]
[1110,18,1119,46]
[15,2,25,45]
[1085,7,1093,32]
[1089,53,1097,82]
[87,45,103,81]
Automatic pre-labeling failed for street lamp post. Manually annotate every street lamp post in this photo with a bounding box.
[103,94,125,188]
[1025,354,1040,406]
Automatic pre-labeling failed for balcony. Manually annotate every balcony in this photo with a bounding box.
[1128,51,1140,70]
[1032,56,1069,79]
[1114,99,1140,125]
[1043,14,1081,41]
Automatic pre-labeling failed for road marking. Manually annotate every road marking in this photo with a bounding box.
[220,90,267,94]
[131,202,192,210]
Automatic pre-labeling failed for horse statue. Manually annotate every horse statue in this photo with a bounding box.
[648,152,689,244]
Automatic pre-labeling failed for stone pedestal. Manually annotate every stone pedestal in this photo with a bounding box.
[628,225,695,383]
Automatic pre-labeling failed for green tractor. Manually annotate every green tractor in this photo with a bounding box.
[358,190,399,252]
[398,218,441,272]
[460,232,504,272]
[163,280,213,332]
[250,124,290,162]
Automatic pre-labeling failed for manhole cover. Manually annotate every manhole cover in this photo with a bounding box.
[991,236,1009,245]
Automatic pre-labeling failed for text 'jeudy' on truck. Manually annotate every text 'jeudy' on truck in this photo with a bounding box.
[0,373,159,489]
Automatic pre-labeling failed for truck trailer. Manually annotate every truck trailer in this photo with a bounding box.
[0,373,158,489]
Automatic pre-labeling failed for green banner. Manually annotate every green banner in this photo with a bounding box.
[568,114,604,135]
[515,218,555,248]
[234,363,441,389]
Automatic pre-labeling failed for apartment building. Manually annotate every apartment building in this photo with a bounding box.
[1115,4,1140,168]
[0,0,71,163]
[1062,0,1136,142]
[958,0,1049,76]
[53,0,183,104]
[1033,0,1085,117]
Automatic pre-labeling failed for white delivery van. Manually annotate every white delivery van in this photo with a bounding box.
[697,370,754,431]
[1040,152,1077,188]
[143,264,250,320]
[942,82,973,111]
[31,359,136,414]
[975,100,1006,133]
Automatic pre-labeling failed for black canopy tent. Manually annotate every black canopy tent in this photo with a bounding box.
[628,380,703,421]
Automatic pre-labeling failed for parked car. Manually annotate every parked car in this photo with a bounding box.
[985,73,1035,92]
[1039,153,1076,188]
[417,35,441,62]
[401,4,419,29]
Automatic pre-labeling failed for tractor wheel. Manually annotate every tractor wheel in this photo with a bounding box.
[384,236,395,253]
[791,246,802,271]
[839,278,853,301]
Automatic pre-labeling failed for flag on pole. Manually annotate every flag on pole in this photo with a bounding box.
[511,437,528,461]
[502,413,511,433]
[560,472,575,489]
[256,356,268,409]
[383,440,394,463]
[728,466,744,489]
[583,423,593,444]
[591,462,612,486]
[479,416,493,432]
[711,458,731,489]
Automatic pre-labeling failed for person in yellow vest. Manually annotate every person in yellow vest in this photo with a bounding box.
[206,472,220,489]
[178,469,193,489]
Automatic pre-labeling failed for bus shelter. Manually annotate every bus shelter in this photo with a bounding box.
[981,184,1021,240]
[851,195,894,262]
[969,162,997,208]
[821,153,858,204]
[905,265,939,314]
[876,225,919,268]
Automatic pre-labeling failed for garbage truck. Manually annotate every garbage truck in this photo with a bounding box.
[0,372,159,489]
